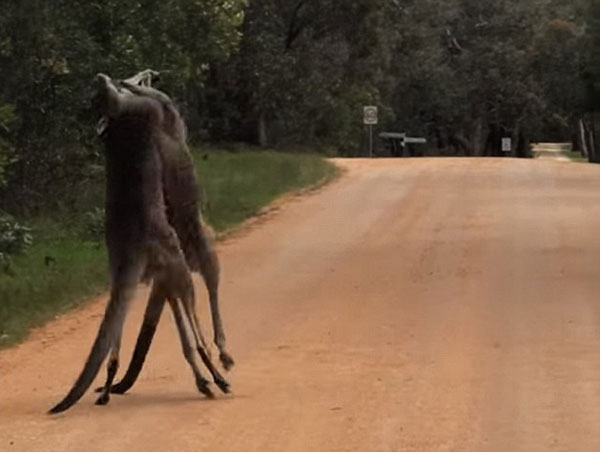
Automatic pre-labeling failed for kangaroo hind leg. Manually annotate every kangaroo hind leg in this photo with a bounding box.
[48,276,139,414]
[168,296,214,398]
[180,279,230,394]
[197,226,234,371]
[95,334,122,405]
[99,281,166,395]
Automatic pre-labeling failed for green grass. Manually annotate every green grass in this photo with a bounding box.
[196,150,338,231]
[0,149,337,348]
[560,148,589,163]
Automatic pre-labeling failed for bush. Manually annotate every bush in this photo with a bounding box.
[82,207,105,240]
[0,103,18,189]
[0,215,33,271]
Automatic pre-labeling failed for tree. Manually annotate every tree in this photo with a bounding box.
[209,0,399,154]
[0,0,245,213]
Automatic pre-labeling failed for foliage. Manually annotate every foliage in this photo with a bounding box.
[583,0,600,111]
[0,214,33,271]
[0,0,597,213]
[0,0,245,213]
[206,0,593,157]
[82,207,105,240]
[0,103,18,188]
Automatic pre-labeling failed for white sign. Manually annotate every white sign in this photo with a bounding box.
[363,106,378,125]
[502,137,512,152]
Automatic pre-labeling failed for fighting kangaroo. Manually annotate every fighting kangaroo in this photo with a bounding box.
[93,71,234,399]
[49,74,228,414]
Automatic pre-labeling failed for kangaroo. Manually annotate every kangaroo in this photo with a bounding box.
[49,74,227,414]
[100,72,232,397]
[94,72,234,398]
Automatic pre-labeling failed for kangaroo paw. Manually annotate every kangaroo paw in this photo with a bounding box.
[214,377,231,394]
[196,378,215,399]
[95,392,111,406]
[220,352,235,371]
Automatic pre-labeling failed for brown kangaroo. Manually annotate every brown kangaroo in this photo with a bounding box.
[95,71,234,398]
[49,74,227,414]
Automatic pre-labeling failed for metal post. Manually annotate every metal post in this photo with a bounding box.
[369,124,373,158]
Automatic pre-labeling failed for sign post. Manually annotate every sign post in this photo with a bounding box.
[502,137,512,154]
[363,106,378,157]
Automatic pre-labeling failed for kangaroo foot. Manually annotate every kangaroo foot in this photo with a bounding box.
[219,352,235,371]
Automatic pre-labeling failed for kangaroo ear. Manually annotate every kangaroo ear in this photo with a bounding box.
[96,73,110,84]
[96,117,108,137]
[94,73,121,118]
[122,69,160,88]
[95,73,114,93]
[140,69,159,87]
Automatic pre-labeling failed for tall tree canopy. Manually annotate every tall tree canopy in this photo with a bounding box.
[0,0,596,212]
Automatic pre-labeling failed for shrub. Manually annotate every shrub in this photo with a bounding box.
[82,207,105,240]
[0,215,33,271]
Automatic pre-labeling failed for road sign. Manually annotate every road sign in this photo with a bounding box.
[502,137,512,153]
[364,106,378,158]
[363,106,378,125]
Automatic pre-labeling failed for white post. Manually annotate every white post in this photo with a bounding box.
[363,106,378,158]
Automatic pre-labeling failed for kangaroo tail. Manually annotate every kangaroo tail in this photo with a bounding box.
[110,283,166,394]
[48,286,132,414]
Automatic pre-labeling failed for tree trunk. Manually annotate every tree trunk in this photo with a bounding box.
[510,122,520,158]
[258,110,268,147]
[470,117,486,156]
[453,133,472,156]
[592,112,599,163]
[484,124,500,156]
[578,119,589,159]
[517,130,531,158]
[581,114,597,162]
[589,116,597,163]
[435,127,446,150]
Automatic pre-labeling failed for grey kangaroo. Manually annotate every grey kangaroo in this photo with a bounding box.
[49,74,228,414]
[95,71,234,399]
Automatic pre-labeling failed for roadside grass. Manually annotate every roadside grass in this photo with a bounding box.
[0,150,337,348]
[195,150,338,231]
[560,148,588,163]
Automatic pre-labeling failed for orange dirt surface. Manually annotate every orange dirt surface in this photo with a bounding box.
[2,158,600,452]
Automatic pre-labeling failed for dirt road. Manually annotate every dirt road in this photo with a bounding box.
[2,158,600,452]
[532,143,573,162]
